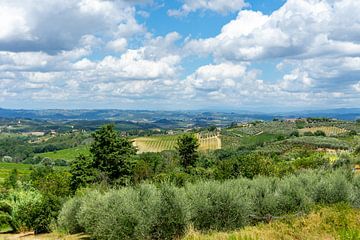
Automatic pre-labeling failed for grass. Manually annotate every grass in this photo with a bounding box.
[36,146,90,161]
[183,204,360,240]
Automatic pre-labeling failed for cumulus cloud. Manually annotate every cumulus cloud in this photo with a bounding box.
[185,0,360,61]
[168,0,248,16]
[0,0,145,52]
[181,0,360,108]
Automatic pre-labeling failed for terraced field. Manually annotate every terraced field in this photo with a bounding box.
[299,126,348,136]
[133,133,221,153]
[0,162,32,182]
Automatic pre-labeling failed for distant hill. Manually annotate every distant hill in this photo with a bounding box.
[0,108,359,124]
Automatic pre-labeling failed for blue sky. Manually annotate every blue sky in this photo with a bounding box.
[0,0,359,111]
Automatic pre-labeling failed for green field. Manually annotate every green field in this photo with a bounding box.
[36,146,90,161]
[0,162,32,182]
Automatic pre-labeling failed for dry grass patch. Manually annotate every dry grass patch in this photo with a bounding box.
[183,205,360,240]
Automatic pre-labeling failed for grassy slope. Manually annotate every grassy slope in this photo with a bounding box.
[0,163,68,182]
[184,204,360,240]
[36,146,90,161]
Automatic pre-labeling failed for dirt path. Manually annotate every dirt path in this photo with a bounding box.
[0,233,88,240]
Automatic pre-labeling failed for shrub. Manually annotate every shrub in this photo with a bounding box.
[290,131,300,137]
[274,175,312,215]
[311,171,352,204]
[351,175,360,208]
[187,180,251,231]
[151,184,188,240]
[248,177,278,219]
[57,195,84,234]
[314,130,326,136]
[76,190,107,238]
[95,184,162,240]
[9,189,44,232]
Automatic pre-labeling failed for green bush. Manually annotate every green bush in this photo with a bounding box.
[97,184,162,240]
[9,189,46,232]
[351,175,360,208]
[57,195,84,234]
[186,180,251,231]
[311,171,352,204]
[274,175,312,215]
[151,184,188,240]
[248,177,278,218]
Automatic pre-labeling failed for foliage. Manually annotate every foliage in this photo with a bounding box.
[57,195,84,234]
[69,154,97,192]
[186,180,251,231]
[90,124,136,183]
[176,134,200,170]
[59,169,359,239]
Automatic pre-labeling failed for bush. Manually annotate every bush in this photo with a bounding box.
[248,177,278,219]
[76,190,106,238]
[314,130,326,136]
[9,189,44,232]
[274,175,312,215]
[57,196,84,234]
[151,184,188,240]
[186,180,251,231]
[311,171,352,204]
[95,184,162,240]
[351,175,360,208]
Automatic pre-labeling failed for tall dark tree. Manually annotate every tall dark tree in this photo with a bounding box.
[69,154,96,192]
[176,133,199,170]
[90,124,136,182]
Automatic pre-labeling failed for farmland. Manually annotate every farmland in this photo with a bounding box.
[299,126,348,136]
[133,132,221,153]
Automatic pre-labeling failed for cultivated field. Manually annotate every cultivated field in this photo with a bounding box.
[299,126,348,136]
[0,162,32,183]
[133,133,221,153]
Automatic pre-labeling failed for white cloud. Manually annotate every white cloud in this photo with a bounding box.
[352,82,360,92]
[168,0,248,16]
[0,0,145,52]
[106,38,128,53]
[185,0,360,61]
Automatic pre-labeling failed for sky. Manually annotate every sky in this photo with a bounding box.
[0,0,359,111]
